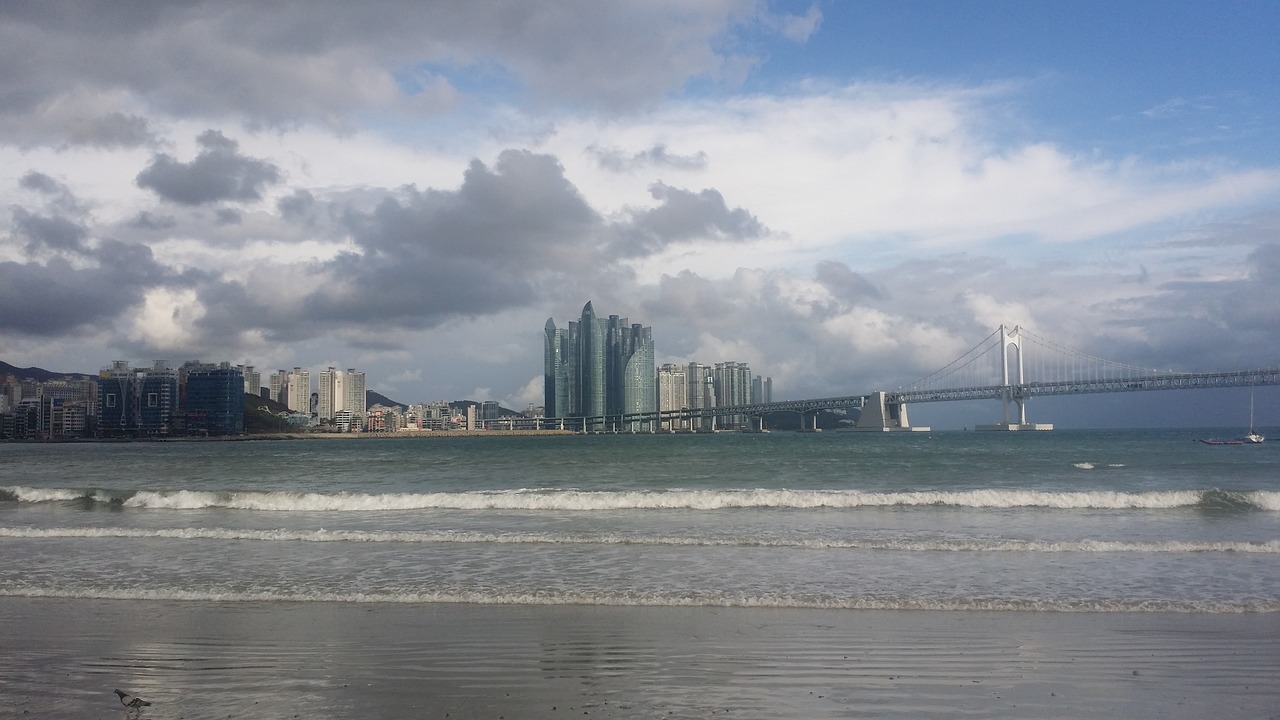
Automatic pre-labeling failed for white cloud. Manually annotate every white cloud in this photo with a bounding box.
[128,288,206,350]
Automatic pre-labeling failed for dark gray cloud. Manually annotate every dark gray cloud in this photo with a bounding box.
[590,143,709,172]
[0,257,139,335]
[63,112,155,149]
[188,149,604,344]
[136,130,282,205]
[12,208,88,254]
[0,205,172,337]
[609,183,766,258]
[814,260,883,305]
[129,211,177,231]
[19,171,62,195]
[277,189,317,222]
[17,171,85,215]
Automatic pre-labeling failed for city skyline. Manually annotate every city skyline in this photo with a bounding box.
[1,2,1278,429]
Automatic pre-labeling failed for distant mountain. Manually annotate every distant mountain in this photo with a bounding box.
[0,361,93,382]
[366,390,405,408]
[362,393,519,416]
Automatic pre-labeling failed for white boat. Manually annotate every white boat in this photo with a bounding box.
[1239,388,1264,444]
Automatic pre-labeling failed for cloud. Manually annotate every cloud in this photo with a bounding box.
[18,171,62,195]
[768,5,823,43]
[63,112,154,149]
[589,143,709,172]
[0,0,802,144]
[135,130,282,205]
[12,208,88,254]
[609,183,767,258]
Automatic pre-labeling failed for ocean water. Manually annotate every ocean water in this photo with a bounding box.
[3,429,1278,613]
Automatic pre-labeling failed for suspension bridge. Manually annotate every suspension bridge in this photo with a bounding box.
[537,325,1278,432]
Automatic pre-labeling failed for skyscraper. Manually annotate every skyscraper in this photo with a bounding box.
[285,367,310,414]
[318,367,344,421]
[544,301,655,431]
[714,361,753,429]
[657,363,688,431]
[186,362,245,436]
[239,364,260,397]
[317,367,366,430]
[97,360,179,437]
[269,370,287,405]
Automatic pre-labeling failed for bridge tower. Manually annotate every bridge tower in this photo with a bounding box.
[977,325,1053,431]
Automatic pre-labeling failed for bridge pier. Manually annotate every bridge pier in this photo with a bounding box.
[853,391,930,432]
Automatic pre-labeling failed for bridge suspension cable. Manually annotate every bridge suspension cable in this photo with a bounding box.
[909,327,1002,391]
[1016,327,1181,385]
[911,325,1189,392]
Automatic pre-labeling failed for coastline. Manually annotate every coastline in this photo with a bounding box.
[3,428,578,443]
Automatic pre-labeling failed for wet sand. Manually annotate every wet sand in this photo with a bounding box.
[2,597,1277,719]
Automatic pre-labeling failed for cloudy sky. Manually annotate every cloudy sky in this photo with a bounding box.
[2,0,1278,428]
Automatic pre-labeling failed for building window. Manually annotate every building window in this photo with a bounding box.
[147,393,158,407]
[105,393,117,408]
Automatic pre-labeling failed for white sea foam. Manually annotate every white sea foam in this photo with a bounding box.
[3,526,1277,553]
[1072,462,1095,470]
[7,486,1277,511]
[1,486,91,502]
[1248,491,1280,512]
[1,585,1274,613]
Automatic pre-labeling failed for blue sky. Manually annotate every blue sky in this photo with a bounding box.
[1,1,1277,428]
[755,1,1279,163]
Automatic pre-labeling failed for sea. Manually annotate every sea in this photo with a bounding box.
[3,429,1277,613]
[2,429,1279,718]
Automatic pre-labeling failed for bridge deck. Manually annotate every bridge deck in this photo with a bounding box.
[540,368,1278,428]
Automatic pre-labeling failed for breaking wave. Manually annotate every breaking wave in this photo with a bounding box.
[2,526,1277,553]
[4,486,1279,512]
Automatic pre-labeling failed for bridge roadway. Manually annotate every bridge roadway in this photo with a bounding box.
[892,368,1280,404]
[540,367,1279,431]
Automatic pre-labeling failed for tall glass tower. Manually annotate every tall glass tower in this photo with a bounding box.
[544,301,655,431]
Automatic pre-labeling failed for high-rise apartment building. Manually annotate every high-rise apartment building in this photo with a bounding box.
[713,361,754,429]
[686,362,716,431]
[239,364,261,397]
[657,363,688,431]
[318,367,345,421]
[753,375,773,404]
[269,370,287,405]
[318,367,366,430]
[545,301,656,431]
[344,368,365,425]
[285,367,310,414]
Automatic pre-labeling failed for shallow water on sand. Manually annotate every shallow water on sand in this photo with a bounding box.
[3,599,1278,719]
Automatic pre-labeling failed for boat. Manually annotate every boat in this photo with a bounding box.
[1240,387,1265,444]
[1199,388,1264,445]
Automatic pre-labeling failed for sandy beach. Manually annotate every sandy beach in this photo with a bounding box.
[3,597,1277,719]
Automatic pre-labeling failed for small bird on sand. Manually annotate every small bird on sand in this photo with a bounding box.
[114,689,150,711]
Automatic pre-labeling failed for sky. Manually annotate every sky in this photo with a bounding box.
[2,0,1278,429]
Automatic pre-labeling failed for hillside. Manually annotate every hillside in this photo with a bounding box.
[366,390,405,408]
[0,361,93,382]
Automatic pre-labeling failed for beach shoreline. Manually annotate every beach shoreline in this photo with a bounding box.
[4,597,1277,719]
